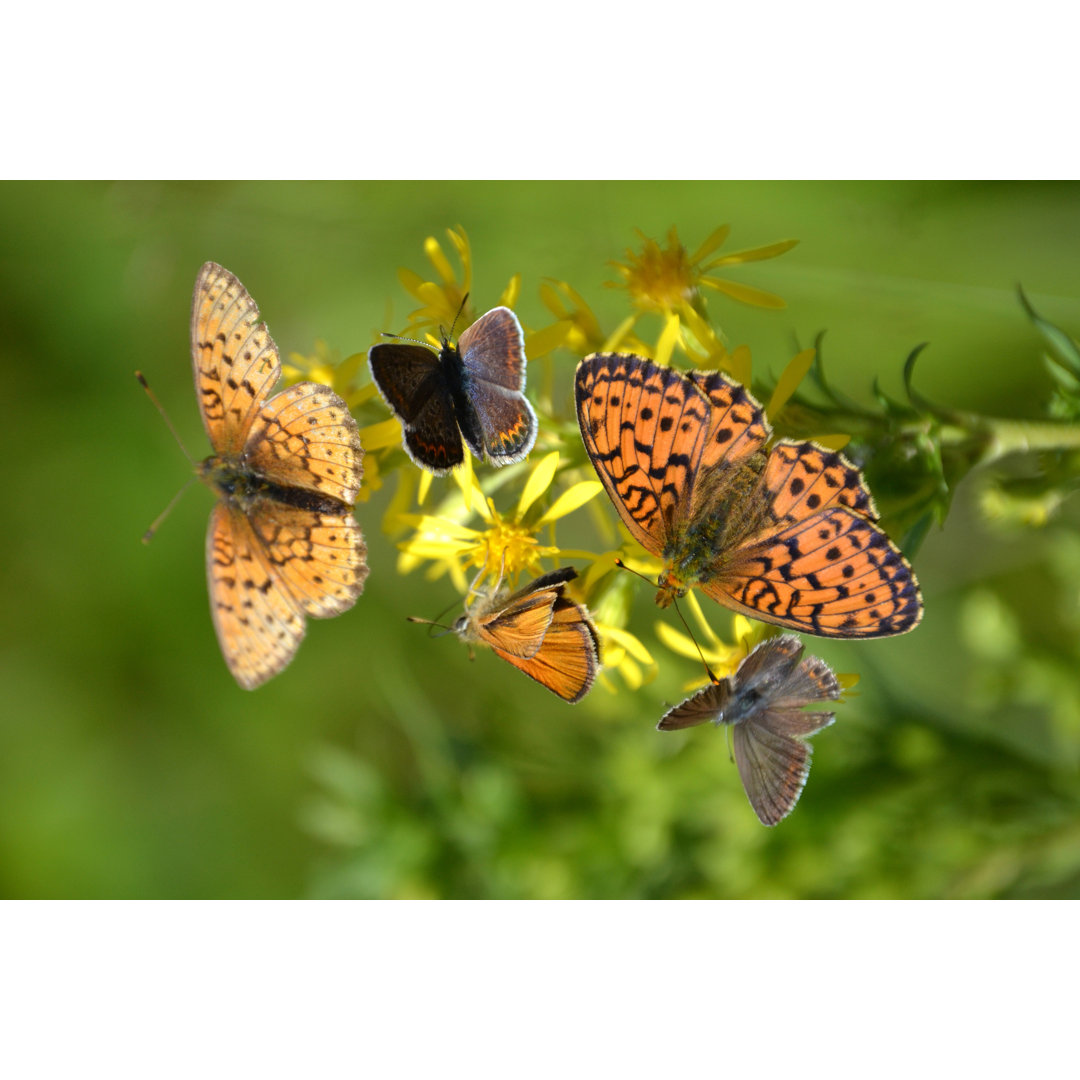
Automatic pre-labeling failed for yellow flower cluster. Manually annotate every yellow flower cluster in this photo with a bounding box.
[283,223,854,696]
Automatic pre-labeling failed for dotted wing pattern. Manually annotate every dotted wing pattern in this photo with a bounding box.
[704,508,922,638]
[191,262,281,456]
[576,352,923,639]
[244,381,365,505]
[206,503,306,690]
[188,261,367,689]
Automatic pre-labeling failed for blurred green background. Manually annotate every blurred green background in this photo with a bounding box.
[2,181,1079,898]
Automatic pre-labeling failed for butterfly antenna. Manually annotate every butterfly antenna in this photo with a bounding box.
[405,614,457,638]
[141,478,196,544]
[378,330,435,348]
[448,293,470,341]
[136,371,195,464]
[612,557,719,684]
[407,593,465,637]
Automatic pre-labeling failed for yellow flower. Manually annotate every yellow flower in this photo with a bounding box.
[608,225,798,316]
[394,451,603,592]
[398,225,520,338]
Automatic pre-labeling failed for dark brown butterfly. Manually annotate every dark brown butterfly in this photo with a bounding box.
[449,567,600,702]
[658,634,840,825]
[369,306,537,475]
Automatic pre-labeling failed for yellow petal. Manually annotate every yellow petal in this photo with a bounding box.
[700,277,787,310]
[767,348,816,417]
[424,236,457,285]
[539,282,568,318]
[726,344,753,386]
[397,266,427,299]
[500,274,521,309]
[688,224,732,264]
[453,453,475,512]
[358,417,404,451]
[705,239,799,266]
[397,514,482,541]
[518,451,560,517]
[417,470,433,506]
[398,538,472,559]
[811,433,852,451]
[536,480,603,527]
[618,656,643,690]
[598,623,654,665]
[838,671,861,692]
[684,590,719,645]
[654,311,681,367]
[655,620,697,658]
[602,314,639,352]
[526,320,572,359]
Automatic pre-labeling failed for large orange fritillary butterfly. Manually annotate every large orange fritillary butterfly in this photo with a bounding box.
[368,306,537,475]
[658,634,840,826]
[444,567,600,702]
[575,352,923,638]
[189,261,368,689]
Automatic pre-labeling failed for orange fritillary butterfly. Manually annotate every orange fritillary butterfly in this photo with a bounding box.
[446,567,600,702]
[190,261,368,689]
[368,306,537,475]
[575,352,923,638]
[658,634,840,826]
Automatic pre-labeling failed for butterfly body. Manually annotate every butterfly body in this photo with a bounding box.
[576,352,922,637]
[369,306,537,475]
[449,567,599,702]
[658,634,840,825]
[185,262,368,690]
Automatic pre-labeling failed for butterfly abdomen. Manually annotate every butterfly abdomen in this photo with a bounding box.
[440,341,486,461]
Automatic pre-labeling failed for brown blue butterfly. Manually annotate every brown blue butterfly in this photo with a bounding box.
[369,306,537,475]
[658,634,840,825]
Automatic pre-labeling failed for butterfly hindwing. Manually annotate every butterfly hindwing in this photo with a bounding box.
[206,502,306,690]
[244,381,365,504]
[705,507,922,638]
[733,720,813,827]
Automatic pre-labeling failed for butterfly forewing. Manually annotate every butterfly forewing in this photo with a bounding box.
[657,680,734,730]
[495,596,599,703]
[576,353,707,554]
[472,586,560,659]
[192,262,281,456]
[770,652,842,709]
[449,567,599,702]
[457,307,528,392]
[731,634,804,692]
